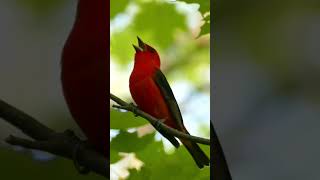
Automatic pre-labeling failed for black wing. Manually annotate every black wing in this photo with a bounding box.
[153,69,185,130]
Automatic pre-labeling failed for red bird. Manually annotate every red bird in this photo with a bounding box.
[61,0,108,156]
[129,37,209,168]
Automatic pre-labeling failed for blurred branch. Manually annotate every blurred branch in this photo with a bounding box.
[110,93,210,145]
[0,99,108,178]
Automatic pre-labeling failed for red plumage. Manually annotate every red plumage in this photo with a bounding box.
[61,0,108,156]
[129,37,209,168]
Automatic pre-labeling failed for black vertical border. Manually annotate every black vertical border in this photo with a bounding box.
[106,0,111,178]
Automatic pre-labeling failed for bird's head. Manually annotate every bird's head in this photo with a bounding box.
[133,37,160,68]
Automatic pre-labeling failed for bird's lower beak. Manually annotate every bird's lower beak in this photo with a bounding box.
[133,44,142,52]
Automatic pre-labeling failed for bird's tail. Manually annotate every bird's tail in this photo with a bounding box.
[182,139,210,168]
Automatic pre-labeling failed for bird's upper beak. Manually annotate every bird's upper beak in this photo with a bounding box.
[133,36,145,52]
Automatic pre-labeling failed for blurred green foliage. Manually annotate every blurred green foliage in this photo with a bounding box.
[128,141,210,180]
[110,131,210,180]
[110,109,148,129]
[110,0,129,19]
[111,0,210,179]
[111,1,188,65]
[110,0,210,83]
[2,0,210,179]
[132,2,187,48]
[0,148,104,180]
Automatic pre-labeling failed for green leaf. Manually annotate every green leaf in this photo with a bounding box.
[128,167,152,180]
[110,0,129,19]
[110,109,148,129]
[198,0,210,15]
[110,148,121,163]
[111,131,155,152]
[177,0,210,36]
[199,20,210,37]
[128,139,210,180]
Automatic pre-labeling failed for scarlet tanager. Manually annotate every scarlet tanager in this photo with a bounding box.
[129,37,209,168]
[61,0,108,156]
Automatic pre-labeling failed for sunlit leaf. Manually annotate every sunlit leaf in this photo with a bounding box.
[179,0,210,15]
[179,0,211,36]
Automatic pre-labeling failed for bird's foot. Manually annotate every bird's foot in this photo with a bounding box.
[153,118,165,130]
[63,129,90,174]
[129,103,139,117]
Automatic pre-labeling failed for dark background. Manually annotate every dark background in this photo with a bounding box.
[213,1,320,179]
[0,1,103,179]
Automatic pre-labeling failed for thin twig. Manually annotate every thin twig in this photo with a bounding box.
[110,93,210,145]
[0,99,108,178]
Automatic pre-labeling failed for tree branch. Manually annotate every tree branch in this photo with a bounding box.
[110,93,210,145]
[0,99,108,178]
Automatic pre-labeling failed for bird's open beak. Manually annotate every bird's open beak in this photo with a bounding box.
[133,44,142,52]
[133,36,145,52]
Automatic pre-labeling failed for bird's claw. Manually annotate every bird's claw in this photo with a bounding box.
[129,103,139,117]
[153,119,165,130]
